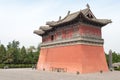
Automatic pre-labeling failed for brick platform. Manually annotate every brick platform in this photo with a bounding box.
[37,44,108,73]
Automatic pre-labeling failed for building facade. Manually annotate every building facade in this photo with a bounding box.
[34,5,112,73]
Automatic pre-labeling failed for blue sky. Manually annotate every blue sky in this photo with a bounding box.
[0,0,120,53]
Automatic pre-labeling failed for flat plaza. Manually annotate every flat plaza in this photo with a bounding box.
[0,68,120,80]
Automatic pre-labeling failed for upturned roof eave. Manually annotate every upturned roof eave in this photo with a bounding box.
[33,30,44,36]
[39,25,52,31]
[80,13,112,26]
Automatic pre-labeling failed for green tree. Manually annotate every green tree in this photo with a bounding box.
[27,46,35,53]
[25,45,40,64]
[33,43,40,64]
[19,46,27,64]
[31,44,40,64]
[0,40,40,65]
[4,48,14,64]
[112,52,120,63]
[0,44,6,63]
[4,40,20,64]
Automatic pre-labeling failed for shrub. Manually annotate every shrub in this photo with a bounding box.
[0,64,33,68]
[0,64,5,68]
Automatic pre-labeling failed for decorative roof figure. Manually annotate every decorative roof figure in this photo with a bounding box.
[59,16,61,21]
[67,11,70,15]
[86,3,90,8]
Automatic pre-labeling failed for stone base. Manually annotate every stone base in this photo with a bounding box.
[37,44,108,73]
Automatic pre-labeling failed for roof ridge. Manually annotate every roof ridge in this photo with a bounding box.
[57,10,80,23]
[56,8,90,23]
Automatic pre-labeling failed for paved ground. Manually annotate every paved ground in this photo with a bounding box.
[0,68,120,80]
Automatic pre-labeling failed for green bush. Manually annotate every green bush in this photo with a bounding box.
[0,64,33,68]
[0,64,5,68]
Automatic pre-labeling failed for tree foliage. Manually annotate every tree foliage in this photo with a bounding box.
[1,40,120,66]
[105,51,120,64]
[0,44,6,63]
[0,40,40,64]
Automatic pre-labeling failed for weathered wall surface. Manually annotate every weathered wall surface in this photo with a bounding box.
[37,44,108,73]
[80,24,101,38]
[42,24,101,43]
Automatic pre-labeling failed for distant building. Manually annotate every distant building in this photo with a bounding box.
[34,5,112,73]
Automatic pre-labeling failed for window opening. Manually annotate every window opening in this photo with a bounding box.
[51,35,54,41]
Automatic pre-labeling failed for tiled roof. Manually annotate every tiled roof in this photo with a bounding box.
[46,8,111,26]
[34,26,52,35]
[46,8,92,26]
[34,29,45,35]
[39,25,52,31]
[34,7,112,36]
[46,11,80,26]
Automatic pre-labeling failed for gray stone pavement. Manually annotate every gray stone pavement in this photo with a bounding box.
[0,68,120,80]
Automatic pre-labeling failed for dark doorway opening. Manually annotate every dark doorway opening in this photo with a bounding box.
[51,35,54,41]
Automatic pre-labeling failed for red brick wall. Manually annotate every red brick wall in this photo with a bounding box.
[80,25,101,38]
[42,24,101,43]
[37,44,108,73]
